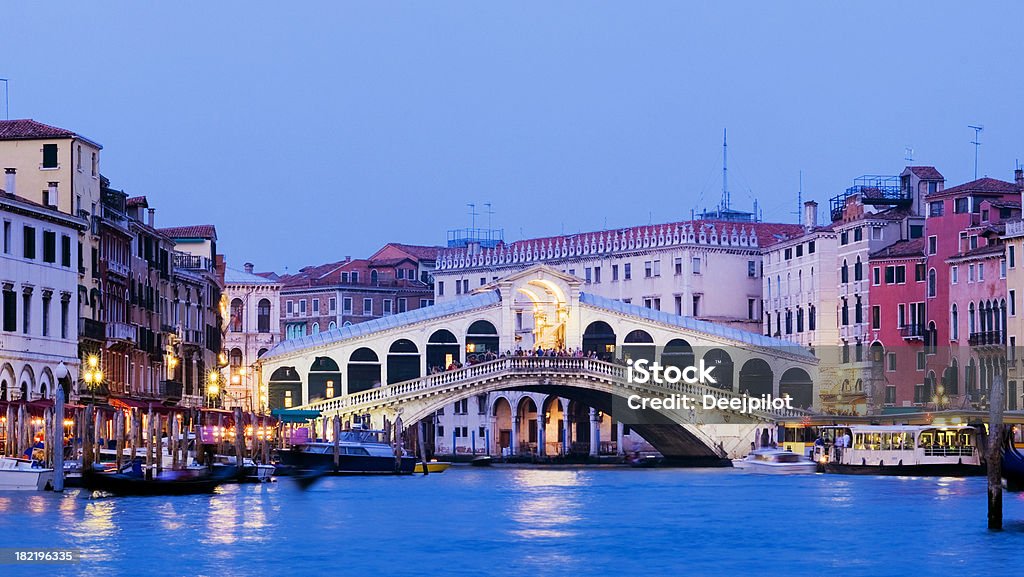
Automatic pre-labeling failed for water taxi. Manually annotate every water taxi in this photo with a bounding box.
[732,448,817,474]
[276,429,417,475]
[814,425,983,476]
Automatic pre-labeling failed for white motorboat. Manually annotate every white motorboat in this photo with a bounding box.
[733,448,817,474]
[0,457,55,491]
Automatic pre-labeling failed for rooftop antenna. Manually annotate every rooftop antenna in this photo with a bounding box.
[0,79,8,120]
[484,202,494,231]
[792,171,803,224]
[969,124,984,180]
[904,146,914,163]
[467,203,478,230]
[721,128,730,212]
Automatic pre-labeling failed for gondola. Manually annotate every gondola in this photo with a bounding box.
[82,469,223,496]
[1003,432,1024,492]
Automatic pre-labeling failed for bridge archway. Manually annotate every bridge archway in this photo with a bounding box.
[542,395,566,455]
[491,396,513,454]
[779,368,814,409]
[582,321,616,361]
[308,356,342,401]
[268,366,302,409]
[387,339,420,384]
[662,338,694,369]
[347,348,381,394]
[621,329,655,362]
[703,348,734,391]
[427,329,460,371]
[466,320,499,358]
[738,358,773,397]
[517,396,538,453]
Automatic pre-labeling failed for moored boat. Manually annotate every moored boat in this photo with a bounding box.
[0,457,54,491]
[276,429,417,475]
[469,455,493,467]
[82,471,222,496]
[814,425,984,476]
[413,461,451,474]
[733,448,817,474]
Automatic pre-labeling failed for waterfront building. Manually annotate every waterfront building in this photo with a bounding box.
[1001,170,1024,410]
[224,263,281,410]
[0,184,87,400]
[159,225,226,407]
[277,243,439,341]
[924,174,1022,412]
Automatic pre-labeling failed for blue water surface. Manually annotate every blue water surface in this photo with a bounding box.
[0,466,1022,577]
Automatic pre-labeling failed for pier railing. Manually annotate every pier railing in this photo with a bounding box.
[297,356,811,421]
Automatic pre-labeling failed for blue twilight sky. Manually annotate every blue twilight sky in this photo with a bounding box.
[2,2,1022,273]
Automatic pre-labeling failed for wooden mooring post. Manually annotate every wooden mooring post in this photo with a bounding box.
[988,372,1005,531]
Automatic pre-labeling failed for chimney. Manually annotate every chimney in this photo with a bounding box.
[345,256,351,262]
[48,182,58,208]
[4,168,14,195]
[1016,167,1023,190]
[147,208,155,227]
[244,262,254,274]
[803,200,818,230]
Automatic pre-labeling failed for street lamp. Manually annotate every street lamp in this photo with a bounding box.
[82,354,103,402]
[207,370,220,408]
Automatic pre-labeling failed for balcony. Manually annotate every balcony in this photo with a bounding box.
[899,325,925,341]
[107,321,136,342]
[968,330,1004,347]
[173,252,215,272]
[105,259,130,278]
[159,380,183,402]
[181,328,204,346]
[79,317,106,341]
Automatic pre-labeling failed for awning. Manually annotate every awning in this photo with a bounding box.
[271,408,321,423]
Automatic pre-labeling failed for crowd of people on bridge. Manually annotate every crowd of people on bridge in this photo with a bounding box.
[427,346,612,375]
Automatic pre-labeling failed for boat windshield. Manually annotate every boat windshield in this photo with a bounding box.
[339,431,388,445]
[774,454,803,463]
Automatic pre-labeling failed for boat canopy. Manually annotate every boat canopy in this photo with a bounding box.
[271,409,321,423]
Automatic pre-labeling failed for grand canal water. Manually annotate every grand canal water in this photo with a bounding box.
[1,467,1022,576]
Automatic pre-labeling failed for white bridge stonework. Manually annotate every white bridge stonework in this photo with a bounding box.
[259,265,818,460]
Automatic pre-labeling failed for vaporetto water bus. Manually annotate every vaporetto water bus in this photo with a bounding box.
[813,425,984,476]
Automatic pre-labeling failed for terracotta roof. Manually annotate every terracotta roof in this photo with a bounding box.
[948,243,1005,261]
[0,119,101,148]
[870,238,925,260]
[986,200,1020,210]
[126,196,148,208]
[908,166,943,180]
[158,225,217,240]
[369,257,416,267]
[928,177,1020,198]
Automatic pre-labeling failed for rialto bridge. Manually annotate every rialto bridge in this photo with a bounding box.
[258,266,818,461]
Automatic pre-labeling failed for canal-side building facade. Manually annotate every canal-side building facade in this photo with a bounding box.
[224,263,281,410]
[0,187,87,401]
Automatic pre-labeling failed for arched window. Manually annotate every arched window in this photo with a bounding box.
[229,348,243,368]
[328,321,337,330]
[969,302,976,334]
[927,268,937,298]
[230,298,243,332]
[854,256,862,281]
[312,322,320,334]
[257,299,271,333]
[951,304,959,341]
[370,270,379,285]
[796,307,804,332]
[841,260,849,284]
[809,305,816,331]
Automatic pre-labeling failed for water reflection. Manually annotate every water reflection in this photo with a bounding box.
[508,470,585,540]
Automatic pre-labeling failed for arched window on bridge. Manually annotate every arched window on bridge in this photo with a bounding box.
[661,338,694,370]
[621,329,655,363]
[582,321,616,361]
[738,358,773,397]
[427,329,461,372]
[309,356,342,400]
[466,320,498,360]
[347,348,381,394]
[779,368,813,409]
[387,339,421,384]
[268,367,303,410]
[702,348,734,391]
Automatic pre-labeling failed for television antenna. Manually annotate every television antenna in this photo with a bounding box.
[969,125,984,180]
[904,146,914,163]
[467,203,478,230]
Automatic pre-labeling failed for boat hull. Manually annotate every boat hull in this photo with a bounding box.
[277,450,417,475]
[0,468,54,491]
[414,462,451,474]
[821,462,985,477]
[82,472,222,496]
[733,461,817,474]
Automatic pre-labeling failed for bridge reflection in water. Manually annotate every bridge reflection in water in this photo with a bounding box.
[259,266,817,461]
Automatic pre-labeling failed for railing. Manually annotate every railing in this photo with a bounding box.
[173,252,214,272]
[105,259,130,278]
[106,321,136,342]
[922,446,975,458]
[899,324,925,340]
[1006,219,1024,237]
[181,328,204,345]
[297,356,812,421]
[79,317,106,341]
[968,330,1004,346]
